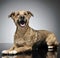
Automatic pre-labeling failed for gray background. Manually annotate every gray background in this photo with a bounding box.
[0,0,60,43]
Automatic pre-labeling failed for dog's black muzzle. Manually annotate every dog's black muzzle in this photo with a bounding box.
[17,18,27,27]
[20,20,26,25]
[20,16,25,20]
[17,16,27,27]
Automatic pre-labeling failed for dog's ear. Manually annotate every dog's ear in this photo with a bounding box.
[8,12,15,18]
[27,11,34,16]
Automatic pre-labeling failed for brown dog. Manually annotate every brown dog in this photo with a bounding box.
[2,10,59,54]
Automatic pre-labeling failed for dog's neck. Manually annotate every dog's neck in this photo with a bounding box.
[16,26,30,37]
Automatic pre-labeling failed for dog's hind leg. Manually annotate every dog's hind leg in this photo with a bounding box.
[46,33,59,49]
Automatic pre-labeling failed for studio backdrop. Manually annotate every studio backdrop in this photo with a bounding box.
[0,0,60,43]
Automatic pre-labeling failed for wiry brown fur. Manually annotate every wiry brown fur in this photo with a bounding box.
[2,10,59,54]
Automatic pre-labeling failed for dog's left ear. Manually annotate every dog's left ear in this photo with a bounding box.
[27,11,34,16]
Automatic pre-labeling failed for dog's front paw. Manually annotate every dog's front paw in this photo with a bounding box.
[9,50,17,54]
[2,50,9,54]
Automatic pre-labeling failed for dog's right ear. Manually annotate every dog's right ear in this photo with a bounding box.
[8,12,15,18]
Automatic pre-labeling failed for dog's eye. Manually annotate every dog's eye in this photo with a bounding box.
[27,12,30,14]
[17,13,19,16]
[24,13,27,15]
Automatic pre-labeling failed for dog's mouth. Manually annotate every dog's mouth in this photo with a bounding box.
[17,20,27,27]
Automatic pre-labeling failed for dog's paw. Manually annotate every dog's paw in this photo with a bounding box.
[9,50,17,54]
[48,46,54,49]
[2,50,9,54]
[48,46,54,51]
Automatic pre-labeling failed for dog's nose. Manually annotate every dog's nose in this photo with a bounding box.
[20,16,25,20]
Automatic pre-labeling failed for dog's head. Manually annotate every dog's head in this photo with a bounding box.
[9,10,33,28]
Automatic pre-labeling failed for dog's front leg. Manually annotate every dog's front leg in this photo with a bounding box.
[8,46,32,54]
[2,44,16,54]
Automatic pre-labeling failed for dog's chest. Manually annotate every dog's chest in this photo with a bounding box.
[15,29,38,46]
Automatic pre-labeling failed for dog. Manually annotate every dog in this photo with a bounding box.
[2,10,59,54]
